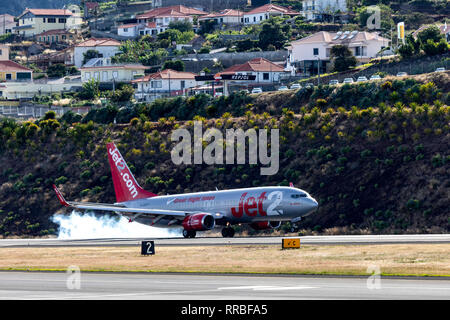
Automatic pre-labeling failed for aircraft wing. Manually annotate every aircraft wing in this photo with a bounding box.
[53,185,187,218]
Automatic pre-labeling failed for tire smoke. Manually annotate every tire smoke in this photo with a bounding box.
[51,211,181,239]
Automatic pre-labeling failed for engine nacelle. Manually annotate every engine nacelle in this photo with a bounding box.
[182,213,215,231]
[250,221,281,230]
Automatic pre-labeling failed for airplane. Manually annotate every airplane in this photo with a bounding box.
[53,142,318,238]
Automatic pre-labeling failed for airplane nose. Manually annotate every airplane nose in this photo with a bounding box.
[306,198,318,213]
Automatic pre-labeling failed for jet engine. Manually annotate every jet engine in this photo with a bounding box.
[182,213,216,231]
[250,221,281,230]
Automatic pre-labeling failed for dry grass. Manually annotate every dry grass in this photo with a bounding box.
[0,244,449,276]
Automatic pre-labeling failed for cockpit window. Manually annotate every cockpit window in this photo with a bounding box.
[291,193,307,198]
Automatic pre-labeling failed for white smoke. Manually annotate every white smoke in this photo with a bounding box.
[51,211,181,239]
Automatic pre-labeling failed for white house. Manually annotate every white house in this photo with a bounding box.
[301,0,347,21]
[133,69,200,102]
[243,4,300,25]
[14,8,82,38]
[288,31,390,75]
[198,9,244,26]
[117,22,159,38]
[74,38,121,68]
[217,57,290,83]
[0,14,16,35]
[136,5,206,32]
[80,58,148,83]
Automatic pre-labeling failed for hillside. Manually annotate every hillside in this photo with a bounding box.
[0,72,449,237]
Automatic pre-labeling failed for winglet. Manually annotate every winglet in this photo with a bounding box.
[53,184,69,207]
[289,182,294,188]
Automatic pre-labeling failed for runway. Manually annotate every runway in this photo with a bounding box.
[1,234,449,247]
[0,271,448,300]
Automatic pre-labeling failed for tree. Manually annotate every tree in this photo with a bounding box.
[78,79,99,100]
[330,45,357,72]
[109,85,135,103]
[47,64,67,78]
[168,20,193,33]
[82,49,101,65]
[162,60,185,72]
[258,18,291,50]
[417,26,443,45]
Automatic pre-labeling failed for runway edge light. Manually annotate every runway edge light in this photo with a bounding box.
[282,238,300,249]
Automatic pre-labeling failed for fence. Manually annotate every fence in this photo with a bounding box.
[0,104,92,120]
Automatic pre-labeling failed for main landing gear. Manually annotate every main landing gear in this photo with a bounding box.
[182,230,196,238]
[221,227,235,238]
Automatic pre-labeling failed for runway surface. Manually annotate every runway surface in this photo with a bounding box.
[0,271,448,300]
[1,234,449,247]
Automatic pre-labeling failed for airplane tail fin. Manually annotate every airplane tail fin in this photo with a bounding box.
[106,142,156,203]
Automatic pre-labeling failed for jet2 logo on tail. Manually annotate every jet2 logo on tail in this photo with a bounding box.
[231,191,283,218]
[109,146,138,198]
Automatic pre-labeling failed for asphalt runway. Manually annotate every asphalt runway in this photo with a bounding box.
[0,271,448,300]
[0,234,449,247]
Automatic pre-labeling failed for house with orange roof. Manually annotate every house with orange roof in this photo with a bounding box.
[198,9,244,26]
[80,58,148,85]
[15,8,83,37]
[136,5,207,32]
[74,38,122,68]
[0,46,32,82]
[133,69,201,102]
[216,57,289,83]
[243,4,300,25]
[117,22,159,38]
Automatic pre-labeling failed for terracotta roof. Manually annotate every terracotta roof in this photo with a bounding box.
[136,5,206,19]
[20,9,73,17]
[200,9,243,19]
[219,58,286,74]
[133,69,196,82]
[245,4,300,16]
[118,23,139,29]
[0,60,32,72]
[75,38,121,47]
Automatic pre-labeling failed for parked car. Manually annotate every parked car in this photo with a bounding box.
[370,75,382,81]
[290,83,301,90]
[329,79,339,85]
[357,76,368,82]
[435,67,446,72]
[278,86,289,91]
[251,87,263,94]
[396,72,407,77]
[343,78,354,84]
[305,82,314,88]
[214,92,223,97]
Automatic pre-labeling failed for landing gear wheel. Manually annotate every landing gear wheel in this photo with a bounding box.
[221,227,235,238]
[183,230,196,238]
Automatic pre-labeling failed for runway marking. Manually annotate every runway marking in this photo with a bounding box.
[218,285,316,291]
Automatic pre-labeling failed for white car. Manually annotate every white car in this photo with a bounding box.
[396,72,407,77]
[251,87,263,94]
[370,75,382,81]
[357,76,368,82]
[435,67,446,72]
[278,86,288,91]
[343,78,354,84]
[329,79,339,85]
[305,82,314,88]
[290,83,301,90]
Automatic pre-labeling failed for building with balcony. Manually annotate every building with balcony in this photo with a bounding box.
[288,31,390,75]
[14,8,82,38]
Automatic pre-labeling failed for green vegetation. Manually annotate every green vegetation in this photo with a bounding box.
[0,72,448,237]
